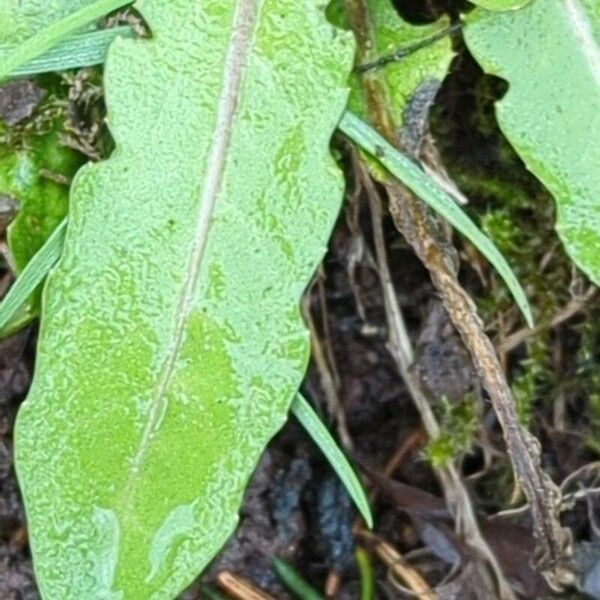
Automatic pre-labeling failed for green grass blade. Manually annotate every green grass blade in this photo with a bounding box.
[338,110,533,328]
[0,0,131,82]
[196,584,230,600]
[273,557,326,600]
[0,219,66,331]
[0,26,134,77]
[291,394,373,529]
[356,548,375,600]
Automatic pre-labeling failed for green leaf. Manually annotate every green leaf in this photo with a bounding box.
[15,2,354,599]
[329,0,454,130]
[339,111,533,327]
[0,0,98,44]
[467,0,533,11]
[0,222,373,527]
[464,0,600,290]
[0,0,131,81]
[355,548,375,600]
[0,219,66,333]
[0,26,135,77]
[0,121,83,331]
[291,394,373,528]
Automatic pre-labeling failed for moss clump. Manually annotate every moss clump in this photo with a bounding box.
[426,396,477,467]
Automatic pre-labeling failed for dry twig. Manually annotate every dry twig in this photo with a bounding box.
[361,161,516,600]
[215,571,275,600]
[358,530,437,600]
[342,0,573,590]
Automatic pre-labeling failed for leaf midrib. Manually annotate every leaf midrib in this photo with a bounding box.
[122,0,261,509]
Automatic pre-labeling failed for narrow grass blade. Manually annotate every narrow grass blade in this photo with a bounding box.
[196,584,230,600]
[0,26,134,77]
[273,557,326,600]
[356,548,375,600]
[291,394,373,529]
[0,0,132,82]
[338,110,533,328]
[0,219,66,331]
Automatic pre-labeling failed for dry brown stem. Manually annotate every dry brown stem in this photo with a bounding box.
[358,530,437,600]
[215,571,275,600]
[342,0,573,589]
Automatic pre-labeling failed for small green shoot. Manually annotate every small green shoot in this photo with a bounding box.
[292,394,373,528]
[273,557,326,600]
[356,548,375,600]
[197,584,230,600]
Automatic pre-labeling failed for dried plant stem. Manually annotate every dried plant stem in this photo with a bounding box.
[342,0,573,589]
[357,531,437,600]
[362,165,516,600]
[386,182,573,588]
[215,571,275,600]
[497,286,596,354]
[302,278,353,449]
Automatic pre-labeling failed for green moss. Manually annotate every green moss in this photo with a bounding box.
[511,336,551,426]
[432,68,578,428]
[0,76,84,335]
[426,396,477,467]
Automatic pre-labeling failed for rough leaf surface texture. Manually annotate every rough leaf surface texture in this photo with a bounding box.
[465,0,600,286]
[15,1,354,598]
[0,0,95,44]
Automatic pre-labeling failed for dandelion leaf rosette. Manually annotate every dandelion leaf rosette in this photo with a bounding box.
[15,1,354,598]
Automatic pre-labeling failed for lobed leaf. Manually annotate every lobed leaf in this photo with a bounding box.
[15,1,355,598]
[464,0,600,289]
[1,14,530,328]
